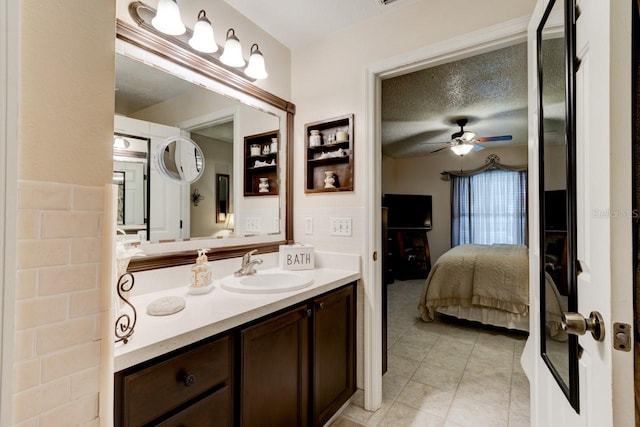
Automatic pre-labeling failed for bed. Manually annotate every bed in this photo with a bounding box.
[418,244,566,338]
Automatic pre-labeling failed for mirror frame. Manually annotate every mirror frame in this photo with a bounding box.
[537,0,579,411]
[116,20,294,272]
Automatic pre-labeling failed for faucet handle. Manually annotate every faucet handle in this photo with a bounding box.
[243,249,258,264]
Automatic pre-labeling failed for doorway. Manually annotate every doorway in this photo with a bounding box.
[363,16,530,413]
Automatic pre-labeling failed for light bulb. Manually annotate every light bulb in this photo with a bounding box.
[152,0,186,36]
[244,44,268,79]
[220,29,245,67]
[189,10,218,53]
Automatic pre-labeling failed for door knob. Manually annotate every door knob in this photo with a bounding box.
[561,311,605,341]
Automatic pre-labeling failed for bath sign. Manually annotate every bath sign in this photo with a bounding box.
[279,244,315,271]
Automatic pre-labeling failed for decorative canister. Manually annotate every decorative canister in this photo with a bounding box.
[336,130,349,142]
[250,144,261,156]
[324,171,336,189]
[309,129,322,147]
[259,177,270,192]
[270,137,278,153]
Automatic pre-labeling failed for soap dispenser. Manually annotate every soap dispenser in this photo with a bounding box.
[189,249,213,294]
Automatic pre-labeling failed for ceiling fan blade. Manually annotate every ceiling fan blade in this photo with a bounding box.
[472,144,485,151]
[474,135,512,143]
[430,145,451,154]
[420,140,451,145]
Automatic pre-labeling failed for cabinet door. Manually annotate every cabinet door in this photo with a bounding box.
[313,284,356,426]
[240,306,309,427]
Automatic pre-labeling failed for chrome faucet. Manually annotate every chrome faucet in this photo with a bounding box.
[234,249,263,276]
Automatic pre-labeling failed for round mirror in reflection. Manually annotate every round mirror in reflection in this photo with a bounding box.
[156,136,205,184]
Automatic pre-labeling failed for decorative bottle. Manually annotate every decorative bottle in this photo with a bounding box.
[191,249,212,288]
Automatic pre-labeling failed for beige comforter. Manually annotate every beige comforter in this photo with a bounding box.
[418,244,566,339]
[418,244,529,321]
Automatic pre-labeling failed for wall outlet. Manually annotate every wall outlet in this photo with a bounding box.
[305,217,313,235]
[246,217,261,232]
[330,217,352,236]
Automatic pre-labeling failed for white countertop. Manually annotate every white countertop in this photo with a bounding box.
[114,265,360,372]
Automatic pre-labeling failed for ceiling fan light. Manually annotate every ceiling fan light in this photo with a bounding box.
[244,44,268,80]
[460,131,476,142]
[189,10,218,53]
[152,0,186,36]
[451,143,473,156]
[220,28,246,67]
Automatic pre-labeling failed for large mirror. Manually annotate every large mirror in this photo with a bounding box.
[115,20,293,270]
[537,0,579,411]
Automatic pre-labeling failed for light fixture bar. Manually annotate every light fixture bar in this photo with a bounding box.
[128,1,258,82]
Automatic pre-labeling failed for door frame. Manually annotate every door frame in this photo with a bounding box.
[1,0,19,425]
[363,15,531,410]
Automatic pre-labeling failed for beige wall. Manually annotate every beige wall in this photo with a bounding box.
[290,0,535,388]
[14,0,115,425]
[383,146,528,263]
[291,0,535,249]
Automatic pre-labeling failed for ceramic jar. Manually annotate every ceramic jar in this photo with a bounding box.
[324,171,336,189]
[309,129,322,147]
[270,137,278,153]
[250,144,261,156]
[336,131,349,142]
[259,177,270,193]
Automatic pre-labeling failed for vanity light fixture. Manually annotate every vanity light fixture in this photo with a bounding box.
[188,10,218,53]
[245,44,268,80]
[113,136,130,149]
[130,2,268,80]
[451,142,474,156]
[220,29,246,68]
[151,0,186,35]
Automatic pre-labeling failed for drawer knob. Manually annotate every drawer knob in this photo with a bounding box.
[183,373,196,387]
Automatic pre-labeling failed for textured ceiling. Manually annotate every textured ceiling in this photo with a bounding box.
[381,42,529,158]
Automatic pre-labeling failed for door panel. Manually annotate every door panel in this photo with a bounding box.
[528,0,634,425]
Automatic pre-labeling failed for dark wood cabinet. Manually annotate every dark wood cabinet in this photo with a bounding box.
[240,283,356,427]
[388,229,431,280]
[115,283,356,427]
[244,130,279,196]
[115,335,233,427]
[312,285,356,426]
[239,305,310,427]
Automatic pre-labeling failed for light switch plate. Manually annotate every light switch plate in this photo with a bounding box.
[330,217,352,236]
[305,217,313,235]
[246,217,260,232]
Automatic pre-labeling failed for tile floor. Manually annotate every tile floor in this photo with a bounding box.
[331,279,530,427]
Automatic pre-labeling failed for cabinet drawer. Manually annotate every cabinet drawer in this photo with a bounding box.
[156,385,231,427]
[121,336,231,426]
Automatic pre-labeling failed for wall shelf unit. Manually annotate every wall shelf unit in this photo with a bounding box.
[305,114,354,193]
[244,130,279,196]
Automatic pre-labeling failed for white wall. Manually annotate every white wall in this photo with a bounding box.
[290,0,535,389]
[383,146,528,263]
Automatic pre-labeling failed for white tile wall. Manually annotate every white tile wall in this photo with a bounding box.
[12,181,103,425]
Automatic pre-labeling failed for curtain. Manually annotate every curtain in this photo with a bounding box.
[451,169,527,246]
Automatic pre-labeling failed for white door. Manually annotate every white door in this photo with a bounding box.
[527,0,634,425]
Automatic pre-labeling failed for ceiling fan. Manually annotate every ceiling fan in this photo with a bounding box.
[426,118,513,156]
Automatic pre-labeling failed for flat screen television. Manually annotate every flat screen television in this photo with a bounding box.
[544,190,567,231]
[383,194,432,230]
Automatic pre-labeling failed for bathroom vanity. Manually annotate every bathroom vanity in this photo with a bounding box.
[114,267,358,427]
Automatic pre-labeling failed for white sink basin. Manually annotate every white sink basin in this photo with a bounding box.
[220,272,314,294]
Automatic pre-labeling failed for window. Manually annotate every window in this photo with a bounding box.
[451,169,527,246]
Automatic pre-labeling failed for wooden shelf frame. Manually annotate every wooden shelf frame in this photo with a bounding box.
[304,114,354,193]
